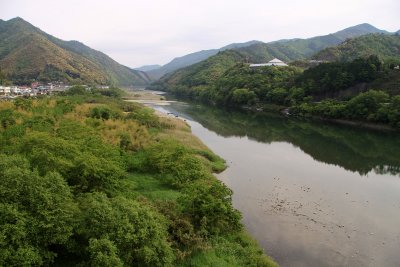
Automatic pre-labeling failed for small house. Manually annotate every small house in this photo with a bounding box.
[250,58,288,68]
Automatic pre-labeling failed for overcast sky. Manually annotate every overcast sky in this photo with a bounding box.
[1,0,399,67]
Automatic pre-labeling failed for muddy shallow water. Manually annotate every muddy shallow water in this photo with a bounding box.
[149,100,400,267]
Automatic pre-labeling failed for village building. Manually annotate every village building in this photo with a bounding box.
[0,86,11,95]
[250,58,288,68]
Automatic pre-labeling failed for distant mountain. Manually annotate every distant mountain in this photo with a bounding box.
[146,40,262,80]
[312,34,400,62]
[148,23,387,80]
[151,50,245,91]
[154,23,391,90]
[0,17,150,85]
[134,64,161,72]
[239,23,389,63]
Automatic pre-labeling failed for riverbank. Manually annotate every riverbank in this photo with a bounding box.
[142,97,400,267]
[124,89,278,266]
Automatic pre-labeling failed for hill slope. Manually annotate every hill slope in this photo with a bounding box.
[313,34,400,61]
[146,40,262,80]
[148,23,387,80]
[154,24,393,93]
[133,64,161,72]
[237,23,388,63]
[0,17,149,85]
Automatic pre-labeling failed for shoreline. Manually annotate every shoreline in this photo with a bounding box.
[124,89,278,266]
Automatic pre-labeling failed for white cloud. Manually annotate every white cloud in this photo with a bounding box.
[0,0,399,67]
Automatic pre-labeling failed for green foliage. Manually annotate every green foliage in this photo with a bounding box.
[78,192,174,266]
[291,90,400,128]
[92,87,125,98]
[126,106,162,127]
[160,62,301,108]
[0,109,17,129]
[0,92,275,266]
[232,88,258,105]
[66,85,87,95]
[313,34,400,62]
[0,155,76,266]
[88,238,123,267]
[90,105,121,120]
[13,97,32,110]
[297,55,383,96]
[178,180,242,236]
[179,233,278,267]
[346,90,389,120]
[131,140,209,188]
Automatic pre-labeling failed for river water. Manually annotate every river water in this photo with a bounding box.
[148,100,400,267]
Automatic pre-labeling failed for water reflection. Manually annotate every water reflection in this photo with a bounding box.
[170,103,400,176]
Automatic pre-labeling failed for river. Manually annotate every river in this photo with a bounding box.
[146,99,400,267]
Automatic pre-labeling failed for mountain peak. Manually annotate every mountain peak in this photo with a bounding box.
[0,17,149,85]
[8,16,28,24]
[333,23,387,39]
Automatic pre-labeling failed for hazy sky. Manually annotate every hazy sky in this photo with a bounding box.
[1,0,399,67]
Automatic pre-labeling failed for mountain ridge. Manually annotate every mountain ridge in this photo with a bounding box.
[152,31,400,99]
[146,23,389,80]
[146,40,262,80]
[0,17,149,85]
[312,34,400,62]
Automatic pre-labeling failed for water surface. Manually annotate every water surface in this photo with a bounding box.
[150,101,400,267]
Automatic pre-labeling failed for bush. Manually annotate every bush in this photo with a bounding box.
[345,90,389,121]
[90,106,121,120]
[78,193,174,266]
[178,180,242,236]
[132,140,209,188]
[0,155,76,266]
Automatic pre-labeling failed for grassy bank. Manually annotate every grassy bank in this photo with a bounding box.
[0,87,277,266]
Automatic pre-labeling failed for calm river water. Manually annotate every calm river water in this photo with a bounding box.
[149,100,400,267]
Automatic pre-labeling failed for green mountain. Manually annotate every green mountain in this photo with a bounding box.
[148,23,387,80]
[232,23,388,64]
[155,50,246,90]
[154,24,393,93]
[133,64,161,72]
[0,17,150,85]
[146,40,262,80]
[312,34,400,62]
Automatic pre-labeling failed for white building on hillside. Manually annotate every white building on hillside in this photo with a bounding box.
[250,58,288,68]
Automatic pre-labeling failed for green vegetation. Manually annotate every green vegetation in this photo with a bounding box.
[0,18,149,85]
[154,39,400,129]
[148,23,385,80]
[313,34,400,62]
[291,90,400,128]
[297,55,384,97]
[0,86,276,266]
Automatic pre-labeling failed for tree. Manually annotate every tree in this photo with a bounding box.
[178,180,242,236]
[88,238,123,267]
[0,154,76,266]
[78,193,174,266]
[346,90,389,121]
[231,88,258,105]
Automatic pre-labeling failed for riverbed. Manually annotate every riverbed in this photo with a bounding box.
[131,94,400,267]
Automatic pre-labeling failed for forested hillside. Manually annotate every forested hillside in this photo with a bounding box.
[0,18,150,85]
[146,41,262,80]
[146,23,387,80]
[313,34,400,62]
[0,88,277,266]
[154,54,400,129]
